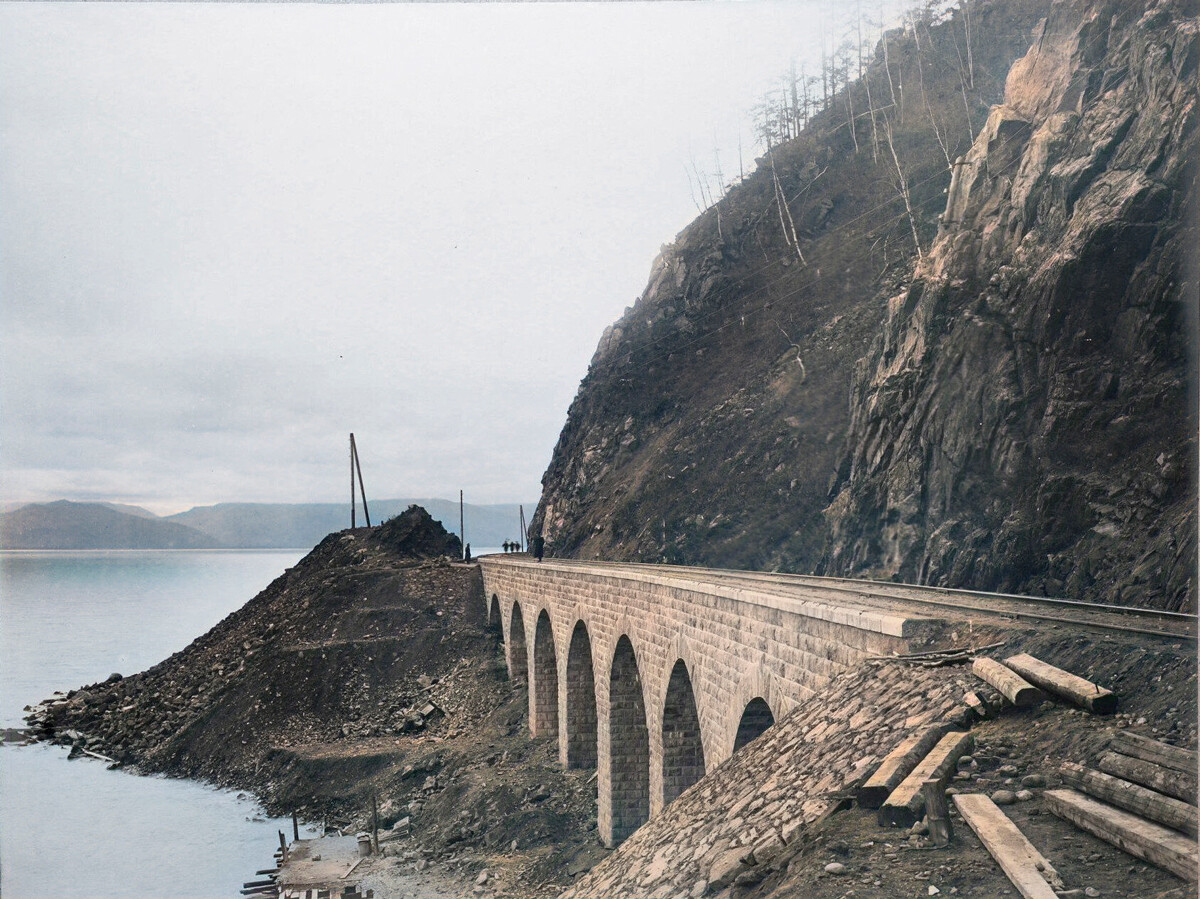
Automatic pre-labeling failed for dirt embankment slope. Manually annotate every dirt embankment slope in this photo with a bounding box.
[28,506,605,897]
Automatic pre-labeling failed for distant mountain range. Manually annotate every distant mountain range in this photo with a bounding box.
[0,499,533,551]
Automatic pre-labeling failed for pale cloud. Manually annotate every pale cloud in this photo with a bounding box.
[1,1,831,514]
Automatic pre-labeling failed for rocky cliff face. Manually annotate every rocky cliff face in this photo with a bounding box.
[825,0,1198,610]
[534,0,1196,612]
[534,0,1052,572]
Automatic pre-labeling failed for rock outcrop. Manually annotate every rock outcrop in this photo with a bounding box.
[533,0,1195,611]
[825,0,1198,610]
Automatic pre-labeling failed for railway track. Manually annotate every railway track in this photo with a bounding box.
[540,559,1196,642]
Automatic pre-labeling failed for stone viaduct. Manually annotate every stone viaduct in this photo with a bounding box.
[479,557,943,847]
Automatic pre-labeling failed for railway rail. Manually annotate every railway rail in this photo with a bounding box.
[538,558,1196,642]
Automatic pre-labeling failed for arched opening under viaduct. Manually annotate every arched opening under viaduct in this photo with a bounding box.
[733,696,775,753]
[533,610,559,739]
[609,635,649,844]
[508,603,528,683]
[566,622,597,769]
[661,659,705,807]
[487,594,502,636]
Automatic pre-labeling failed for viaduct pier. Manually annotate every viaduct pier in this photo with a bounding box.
[479,556,1193,848]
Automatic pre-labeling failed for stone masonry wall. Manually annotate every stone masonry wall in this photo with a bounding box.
[479,558,941,846]
[562,662,973,898]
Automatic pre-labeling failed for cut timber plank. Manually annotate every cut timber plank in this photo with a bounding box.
[1109,732,1199,776]
[879,730,973,827]
[858,723,952,809]
[972,657,1043,707]
[1097,751,1197,805]
[1003,653,1117,714]
[1044,789,1199,881]
[1060,761,1197,837]
[953,793,1063,899]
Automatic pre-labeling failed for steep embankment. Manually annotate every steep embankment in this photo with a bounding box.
[532,0,1196,612]
[533,0,1051,571]
[28,507,604,897]
[825,0,1198,610]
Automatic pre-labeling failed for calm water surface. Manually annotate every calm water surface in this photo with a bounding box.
[0,550,311,898]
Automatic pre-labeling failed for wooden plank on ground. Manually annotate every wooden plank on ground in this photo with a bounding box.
[952,793,1063,899]
[1109,732,1199,776]
[972,657,1044,707]
[1061,762,1197,837]
[879,730,973,827]
[1097,751,1197,805]
[858,722,952,809]
[1003,653,1117,714]
[1044,788,1198,881]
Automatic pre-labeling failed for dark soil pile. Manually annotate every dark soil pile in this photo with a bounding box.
[26,506,604,897]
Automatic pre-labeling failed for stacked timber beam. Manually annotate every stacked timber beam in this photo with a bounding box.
[878,730,974,827]
[1003,653,1117,714]
[1047,733,1198,882]
[857,723,952,809]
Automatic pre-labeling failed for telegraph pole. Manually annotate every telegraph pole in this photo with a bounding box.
[349,433,371,528]
[459,490,465,560]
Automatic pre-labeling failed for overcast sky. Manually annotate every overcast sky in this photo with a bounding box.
[1,1,838,515]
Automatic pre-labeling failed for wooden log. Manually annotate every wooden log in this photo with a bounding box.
[1061,762,1197,837]
[1109,732,1199,776]
[1097,751,1197,805]
[952,793,1063,898]
[879,730,973,827]
[1003,653,1117,714]
[858,722,952,809]
[923,778,953,846]
[972,657,1044,707]
[1044,789,1198,881]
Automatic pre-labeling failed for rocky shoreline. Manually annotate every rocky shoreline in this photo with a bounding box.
[24,507,607,897]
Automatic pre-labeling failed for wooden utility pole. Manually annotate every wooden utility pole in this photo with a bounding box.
[459,490,465,560]
[349,433,371,528]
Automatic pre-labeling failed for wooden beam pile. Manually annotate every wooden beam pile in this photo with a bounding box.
[1049,733,1198,881]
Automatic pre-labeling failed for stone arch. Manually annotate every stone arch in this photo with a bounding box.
[608,634,650,845]
[725,658,785,759]
[733,697,776,753]
[508,601,528,683]
[487,594,502,634]
[533,609,559,739]
[565,620,597,769]
[660,659,706,807]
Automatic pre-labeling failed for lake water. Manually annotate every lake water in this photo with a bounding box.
[0,549,314,898]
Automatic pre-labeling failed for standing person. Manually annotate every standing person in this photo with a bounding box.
[532,535,545,562]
